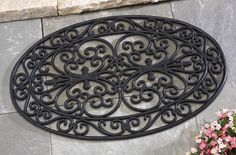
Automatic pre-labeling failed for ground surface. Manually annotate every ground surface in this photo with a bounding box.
[0,0,235,155]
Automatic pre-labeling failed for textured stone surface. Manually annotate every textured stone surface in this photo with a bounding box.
[0,0,57,22]
[51,118,198,155]
[0,113,51,155]
[43,2,172,35]
[0,20,42,114]
[0,0,168,22]
[58,0,167,15]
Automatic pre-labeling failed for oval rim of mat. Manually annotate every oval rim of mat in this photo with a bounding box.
[10,15,227,140]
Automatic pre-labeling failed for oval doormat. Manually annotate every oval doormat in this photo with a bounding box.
[10,16,226,140]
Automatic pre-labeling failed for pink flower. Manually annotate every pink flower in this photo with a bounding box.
[222,124,229,131]
[211,141,217,147]
[203,128,213,137]
[224,136,231,142]
[217,111,227,119]
[211,133,218,139]
[200,142,206,150]
[195,138,202,144]
[222,108,229,113]
[211,147,218,154]
[191,147,197,153]
[211,121,221,130]
[216,111,222,117]
[206,149,211,154]
[217,138,223,144]
[228,115,233,121]
[205,123,210,129]
[227,111,233,118]
[230,137,236,148]
[200,152,204,155]
[187,109,236,155]
[219,143,226,149]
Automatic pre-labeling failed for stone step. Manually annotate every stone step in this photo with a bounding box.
[0,0,166,23]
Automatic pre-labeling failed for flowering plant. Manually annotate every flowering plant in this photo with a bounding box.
[187,109,236,155]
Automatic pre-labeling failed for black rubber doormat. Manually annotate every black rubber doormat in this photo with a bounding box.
[10,15,226,140]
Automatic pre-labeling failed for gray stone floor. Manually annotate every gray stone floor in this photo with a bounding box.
[0,0,235,154]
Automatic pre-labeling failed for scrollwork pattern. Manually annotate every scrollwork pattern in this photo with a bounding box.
[10,16,226,140]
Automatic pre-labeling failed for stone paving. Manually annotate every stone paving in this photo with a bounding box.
[0,0,166,22]
[0,0,235,154]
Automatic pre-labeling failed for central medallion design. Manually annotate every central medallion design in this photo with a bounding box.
[10,16,226,140]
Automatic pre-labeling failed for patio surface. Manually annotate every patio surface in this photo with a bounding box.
[0,0,235,155]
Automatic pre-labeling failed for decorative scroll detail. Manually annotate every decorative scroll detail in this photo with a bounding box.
[10,16,226,140]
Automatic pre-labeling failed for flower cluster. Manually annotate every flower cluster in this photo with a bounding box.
[187,109,236,155]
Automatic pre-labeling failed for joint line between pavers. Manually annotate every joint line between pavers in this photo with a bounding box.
[169,1,175,19]
[0,111,18,116]
[41,18,45,38]
[50,132,53,155]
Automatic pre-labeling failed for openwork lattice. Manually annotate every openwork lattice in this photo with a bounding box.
[10,16,226,140]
